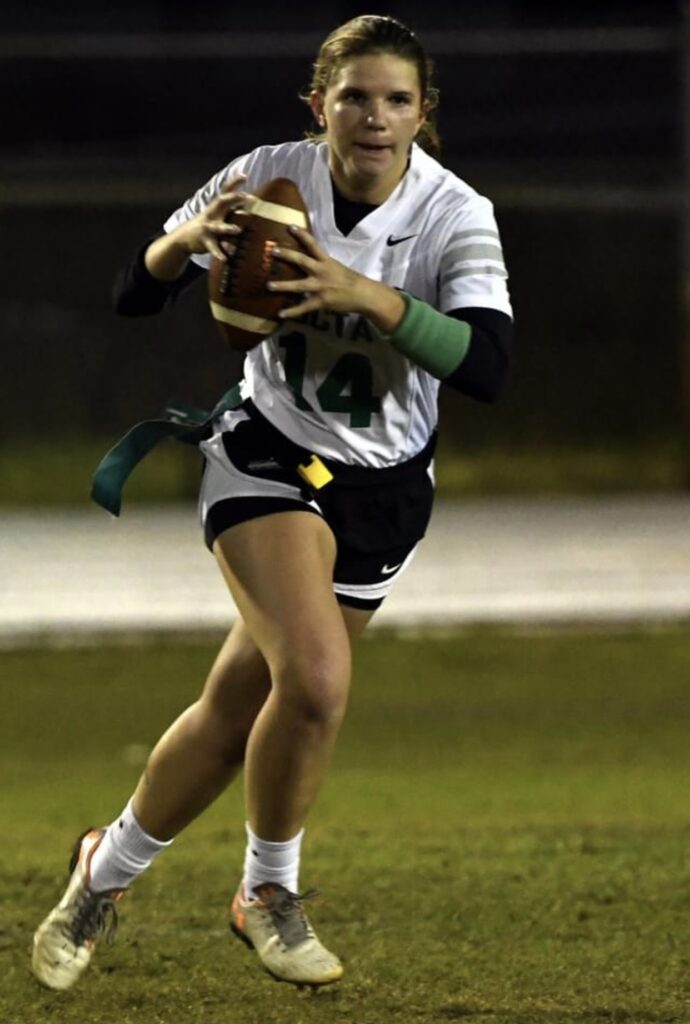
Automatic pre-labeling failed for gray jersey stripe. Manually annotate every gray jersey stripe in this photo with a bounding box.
[442,264,509,284]
[446,228,500,245]
[444,242,505,264]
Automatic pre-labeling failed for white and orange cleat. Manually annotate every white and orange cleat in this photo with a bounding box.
[230,881,343,989]
[32,828,123,991]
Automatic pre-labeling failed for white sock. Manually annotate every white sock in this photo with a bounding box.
[89,799,173,893]
[242,822,304,899]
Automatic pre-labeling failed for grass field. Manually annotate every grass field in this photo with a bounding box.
[2,626,690,1023]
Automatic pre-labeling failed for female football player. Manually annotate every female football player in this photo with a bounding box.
[33,14,513,991]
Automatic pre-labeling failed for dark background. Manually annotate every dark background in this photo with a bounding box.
[1,1,686,469]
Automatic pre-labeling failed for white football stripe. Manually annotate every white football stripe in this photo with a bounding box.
[209,302,278,334]
[248,197,309,228]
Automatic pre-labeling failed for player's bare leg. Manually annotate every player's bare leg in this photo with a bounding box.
[32,515,372,991]
[130,619,272,839]
[131,599,371,841]
[30,619,270,991]
[214,511,372,986]
[213,513,359,841]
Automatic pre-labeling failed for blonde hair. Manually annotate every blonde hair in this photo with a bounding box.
[300,14,441,159]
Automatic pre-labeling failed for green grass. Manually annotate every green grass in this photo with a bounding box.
[0,436,201,508]
[433,435,688,496]
[1,433,686,506]
[2,626,690,1022]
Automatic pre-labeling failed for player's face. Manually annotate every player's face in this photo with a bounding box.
[311,53,426,203]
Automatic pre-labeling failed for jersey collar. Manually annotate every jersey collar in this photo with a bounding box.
[316,142,430,244]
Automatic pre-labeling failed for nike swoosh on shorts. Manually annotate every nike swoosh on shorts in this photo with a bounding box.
[381,562,403,575]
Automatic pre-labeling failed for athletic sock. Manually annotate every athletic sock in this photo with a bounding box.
[89,798,173,893]
[242,822,304,899]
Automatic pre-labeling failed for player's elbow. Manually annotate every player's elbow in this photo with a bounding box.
[444,350,511,403]
[112,290,136,316]
[474,359,511,403]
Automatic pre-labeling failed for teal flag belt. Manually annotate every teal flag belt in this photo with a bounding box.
[91,383,243,517]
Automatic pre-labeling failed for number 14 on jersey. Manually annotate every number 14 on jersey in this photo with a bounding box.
[279,332,381,429]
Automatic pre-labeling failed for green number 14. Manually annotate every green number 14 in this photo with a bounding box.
[279,332,381,428]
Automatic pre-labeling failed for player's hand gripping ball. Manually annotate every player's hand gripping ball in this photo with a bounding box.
[208,178,311,351]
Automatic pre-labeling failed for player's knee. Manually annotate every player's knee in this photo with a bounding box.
[275,649,351,727]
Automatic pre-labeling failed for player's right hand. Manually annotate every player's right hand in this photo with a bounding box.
[174,175,254,262]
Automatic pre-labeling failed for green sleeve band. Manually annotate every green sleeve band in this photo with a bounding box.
[387,291,472,379]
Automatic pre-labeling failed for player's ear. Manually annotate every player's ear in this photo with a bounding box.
[309,90,326,129]
[416,98,431,135]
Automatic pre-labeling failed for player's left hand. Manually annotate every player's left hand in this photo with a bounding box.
[268,225,368,319]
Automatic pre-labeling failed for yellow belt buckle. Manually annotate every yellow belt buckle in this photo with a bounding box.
[297,454,334,490]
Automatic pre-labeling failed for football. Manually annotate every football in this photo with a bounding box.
[207,177,311,351]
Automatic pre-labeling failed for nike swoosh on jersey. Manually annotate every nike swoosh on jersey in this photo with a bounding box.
[386,234,418,246]
[381,562,403,575]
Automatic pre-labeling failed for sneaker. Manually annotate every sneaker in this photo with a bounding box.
[32,828,122,990]
[230,881,343,988]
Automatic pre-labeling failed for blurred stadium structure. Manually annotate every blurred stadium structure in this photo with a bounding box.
[0,1,688,477]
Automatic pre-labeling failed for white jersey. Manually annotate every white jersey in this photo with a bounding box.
[164,140,512,468]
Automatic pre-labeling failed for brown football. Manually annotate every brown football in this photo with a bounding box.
[207,177,311,352]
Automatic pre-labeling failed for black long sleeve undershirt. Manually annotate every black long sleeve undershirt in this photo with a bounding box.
[112,232,204,316]
[112,234,513,403]
[445,306,513,403]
